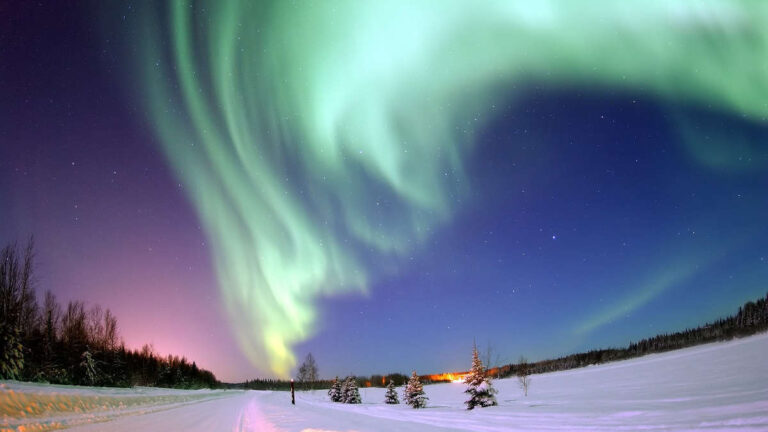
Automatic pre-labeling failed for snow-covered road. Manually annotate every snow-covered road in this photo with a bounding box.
[3,333,767,431]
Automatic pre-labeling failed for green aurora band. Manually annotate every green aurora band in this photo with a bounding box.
[132,1,767,376]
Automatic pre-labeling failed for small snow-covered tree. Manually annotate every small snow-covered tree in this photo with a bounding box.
[340,376,349,399]
[80,347,101,386]
[342,376,361,404]
[404,371,428,408]
[464,343,498,410]
[384,380,399,404]
[328,376,343,402]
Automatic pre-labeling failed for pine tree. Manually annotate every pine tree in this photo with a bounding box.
[404,371,428,408]
[0,242,33,380]
[464,343,498,410]
[340,376,349,400]
[0,322,24,379]
[342,376,361,404]
[80,347,101,386]
[384,379,399,404]
[328,376,343,402]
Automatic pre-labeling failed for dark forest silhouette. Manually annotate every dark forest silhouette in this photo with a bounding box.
[0,239,218,388]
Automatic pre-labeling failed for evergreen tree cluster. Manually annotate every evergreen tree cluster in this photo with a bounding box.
[238,373,408,391]
[238,378,316,391]
[0,240,218,388]
[326,376,361,404]
[342,376,362,404]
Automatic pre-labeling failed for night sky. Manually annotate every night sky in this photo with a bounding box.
[2,2,767,382]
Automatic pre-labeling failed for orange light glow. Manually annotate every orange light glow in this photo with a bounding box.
[425,372,467,383]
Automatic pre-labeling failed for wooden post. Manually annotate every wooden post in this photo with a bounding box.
[291,378,295,405]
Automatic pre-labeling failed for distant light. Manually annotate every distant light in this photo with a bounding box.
[552,235,557,240]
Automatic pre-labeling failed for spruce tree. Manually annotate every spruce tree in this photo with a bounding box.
[0,322,24,379]
[80,347,101,386]
[464,343,498,410]
[328,376,343,402]
[340,376,349,400]
[384,379,399,404]
[342,376,362,404]
[405,371,428,408]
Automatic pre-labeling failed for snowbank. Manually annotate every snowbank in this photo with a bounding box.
[2,333,767,431]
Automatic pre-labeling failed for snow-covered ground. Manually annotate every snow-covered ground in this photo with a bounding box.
[2,333,767,431]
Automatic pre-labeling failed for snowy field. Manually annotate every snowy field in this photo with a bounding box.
[2,333,767,431]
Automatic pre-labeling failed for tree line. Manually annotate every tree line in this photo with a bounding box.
[235,350,410,392]
[235,373,411,391]
[237,292,768,393]
[492,292,768,379]
[0,239,218,388]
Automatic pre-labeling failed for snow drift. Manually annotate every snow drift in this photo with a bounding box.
[2,332,767,431]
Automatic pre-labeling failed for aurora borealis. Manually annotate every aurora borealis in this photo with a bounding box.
[2,1,767,380]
